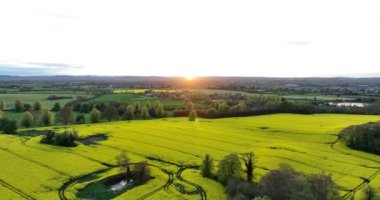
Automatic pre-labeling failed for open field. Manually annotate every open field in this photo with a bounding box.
[91,93,207,110]
[1,114,380,199]
[0,91,93,110]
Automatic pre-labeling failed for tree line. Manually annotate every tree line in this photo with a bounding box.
[199,152,376,200]
[339,122,380,155]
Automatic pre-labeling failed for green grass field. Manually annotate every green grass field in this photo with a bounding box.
[0,91,93,110]
[91,93,206,110]
[1,114,380,199]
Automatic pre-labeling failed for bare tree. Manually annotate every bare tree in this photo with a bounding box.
[242,152,255,182]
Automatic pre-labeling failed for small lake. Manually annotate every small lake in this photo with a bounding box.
[329,102,367,107]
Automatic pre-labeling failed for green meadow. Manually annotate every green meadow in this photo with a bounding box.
[0,91,92,110]
[1,114,380,199]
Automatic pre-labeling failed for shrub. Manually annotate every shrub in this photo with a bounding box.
[0,118,18,134]
[41,129,78,147]
[188,109,198,121]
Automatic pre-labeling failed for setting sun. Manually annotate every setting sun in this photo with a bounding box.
[184,76,196,81]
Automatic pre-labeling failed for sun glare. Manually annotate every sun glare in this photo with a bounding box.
[184,76,196,81]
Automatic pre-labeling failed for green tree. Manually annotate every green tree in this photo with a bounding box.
[15,100,24,112]
[0,100,4,111]
[51,102,61,112]
[76,114,86,124]
[218,102,230,113]
[89,108,101,123]
[123,105,135,120]
[231,101,248,113]
[307,173,340,200]
[155,102,165,117]
[105,105,119,121]
[188,109,198,121]
[40,108,53,126]
[117,151,132,180]
[200,154,214,178]
[21,111,34,128]
[133,102,141,113]
[57,106,74,125]
[1,119,18,134]
[217,153,242,184]
[242,152,255,182]
[140,106,151,120]
[33,101,43,111]
[0,109,3,119]
[258,164,315,200]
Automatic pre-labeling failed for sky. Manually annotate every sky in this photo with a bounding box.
[0,0,380,77]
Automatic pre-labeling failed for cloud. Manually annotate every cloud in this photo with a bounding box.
[0,60,82,75]
[23,62,82,69]
[0,66,55,76]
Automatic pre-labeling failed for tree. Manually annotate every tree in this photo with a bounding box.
[242,152,255,182]
[217,153,242,184]
[200,154,214,178]
[57,106,74,125]
[104,105,118,121]
[123,105,135,120]
[258,164,315,200]
[231,101,248,113]
[155,102,165,117]
[76,114,86,124]
[23,104,32,111]
[21,111,34,128]
[89,108,101,123]
[0,119,18,134]
[0,100,4,111]
[15,100,24,112]
[33,101,43,111]
[225,178,256,200]
[51,102,61,112]
[133,102,141,114]
[117,151,132,180]
[188,109,198,121]
[133,161,151,183]
[363,185,375,200]
[307,173,340,200]
[140,106,151,120]
[218,102,230,113]
[40,108,52,126]
[206,108,217,117]
[0,109,2,119]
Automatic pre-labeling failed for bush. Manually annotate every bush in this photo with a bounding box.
[89,108,101,123]
[41,129,78,147]
[21,111,34,128]
[188,109,198,121]
[0,118,18,134]
[76,114,86,124]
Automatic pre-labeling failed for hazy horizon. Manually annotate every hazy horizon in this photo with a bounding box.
[1,0,380,77]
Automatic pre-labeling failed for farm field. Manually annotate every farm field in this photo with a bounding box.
[1,114,380,199]
[91,93,206,110]
[0,91,93,110]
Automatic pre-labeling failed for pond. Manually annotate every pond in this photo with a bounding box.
[328,102,367,107]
